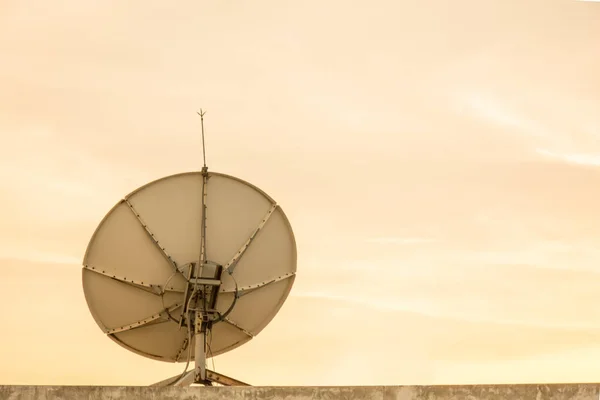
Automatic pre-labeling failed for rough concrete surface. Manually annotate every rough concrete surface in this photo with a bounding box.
[1,384,599,400]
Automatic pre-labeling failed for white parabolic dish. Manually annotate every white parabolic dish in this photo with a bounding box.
[82,171,297,362]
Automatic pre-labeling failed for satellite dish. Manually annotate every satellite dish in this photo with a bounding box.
[81,112,297,386]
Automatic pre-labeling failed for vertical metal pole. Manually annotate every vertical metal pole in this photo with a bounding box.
[198,173,208,276]
[194,314,207,383]
[194,108,209,385]
[197,110,209,297]
[197,109,207,169]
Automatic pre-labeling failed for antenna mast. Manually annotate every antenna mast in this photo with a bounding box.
[195,107,211,385]
[197,109,207,171]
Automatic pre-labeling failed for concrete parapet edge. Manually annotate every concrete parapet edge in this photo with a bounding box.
[1,384,599,400]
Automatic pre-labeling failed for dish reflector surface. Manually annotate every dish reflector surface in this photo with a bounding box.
[82,172,297,362]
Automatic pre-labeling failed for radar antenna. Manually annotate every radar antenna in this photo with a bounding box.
[81,110,297,387]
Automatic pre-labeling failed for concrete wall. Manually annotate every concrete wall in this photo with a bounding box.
[1,384,599,400]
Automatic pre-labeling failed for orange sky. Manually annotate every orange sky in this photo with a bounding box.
[2,0,600,387]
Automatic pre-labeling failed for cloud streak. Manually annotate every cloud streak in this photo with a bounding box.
[292,289,600,331]
[0,249,81,266]
[536,148,600,167]
[365,237,437,245]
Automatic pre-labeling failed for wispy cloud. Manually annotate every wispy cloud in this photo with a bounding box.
[460,93,537,133]
[453,90,600,164]
[0,247,80,265]
[0,124,154,224]
[536,148,600,167]
[291,290,437,315]
[292,289,600,331]
[365,237,437,245]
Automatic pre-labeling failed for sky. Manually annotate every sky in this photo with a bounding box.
[1,0,600,387]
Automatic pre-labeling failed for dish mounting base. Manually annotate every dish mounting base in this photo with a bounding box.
[151,368,250,387]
